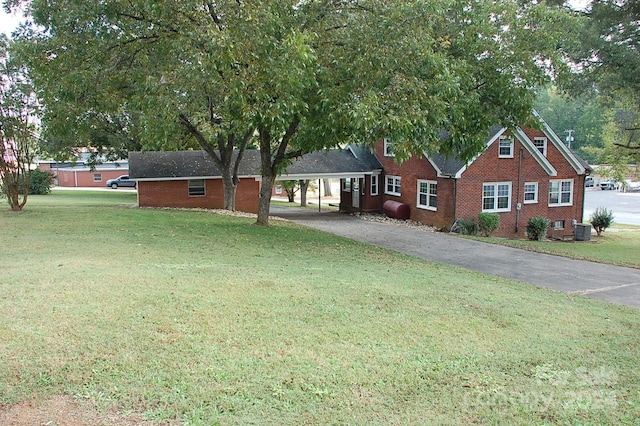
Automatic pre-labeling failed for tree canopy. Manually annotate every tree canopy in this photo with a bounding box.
[565,0,640,152]
[10,0,578,223]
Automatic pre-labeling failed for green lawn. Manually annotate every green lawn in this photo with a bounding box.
[474,228,640,269]
[1,190,639,425]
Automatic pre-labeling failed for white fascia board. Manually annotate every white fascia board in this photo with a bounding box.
[533,110,586,174]
[430,128,508,179]
[423,153,445,177]
[273,172,372,181]
[513,127,557,176]
[134,175,260,182]
[455,127,509,179]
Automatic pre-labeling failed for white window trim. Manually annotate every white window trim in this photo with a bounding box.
[482,182,512,213]
[549,179,574,207]
[498,137,514,158]
[385,175,401,196]
[93,173,102,182]
[417,179,437,211]
[370,175,378,196]
[523,182,538,204]
[534,137,547,157]
[383,138,395,157]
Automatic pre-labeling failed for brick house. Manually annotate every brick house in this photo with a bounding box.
[128,148,381,213]
[37,155,129,187]
[339,115,591,237]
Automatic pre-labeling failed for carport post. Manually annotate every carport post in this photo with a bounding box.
[318,179,321,212]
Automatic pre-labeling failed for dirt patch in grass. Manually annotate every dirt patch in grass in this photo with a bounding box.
[0,395,163,426]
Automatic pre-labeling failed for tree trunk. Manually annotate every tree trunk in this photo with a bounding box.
[220,169,238,211]
[300,179,310,207]
[178,114,253,212]
[256,117,301,226]
[257,174,275,226]
[323,179,332,196]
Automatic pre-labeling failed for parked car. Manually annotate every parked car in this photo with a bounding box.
[585,176,594,187]
[599,179,616,190]
[623,180,640,192]
[106,175,136,189]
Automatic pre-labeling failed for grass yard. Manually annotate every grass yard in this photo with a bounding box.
[1,190,639,425]
[474,228,640,269]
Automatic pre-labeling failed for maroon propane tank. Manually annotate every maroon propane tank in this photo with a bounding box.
[382,200,410,220]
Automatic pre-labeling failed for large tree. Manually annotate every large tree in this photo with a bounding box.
[11,0,577,224]
[534,85,607,162]
[566,0,640,151]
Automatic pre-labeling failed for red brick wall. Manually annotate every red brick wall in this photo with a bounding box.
[374,139,455,229]
[453,131,586,237]
[138,179,260,213]
[373,132,588,237]
[340,176,383,212]
[52,169,128,187]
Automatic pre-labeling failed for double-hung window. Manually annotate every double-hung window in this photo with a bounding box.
[482,182,511,212]
[385,175,401,196]
[383,139,395,157]
[523,182,538,204]
[188,179,206,196]
[549,179,573,206]
[534,137,547,157]
[417,180,437,211]
[498,137,514,158]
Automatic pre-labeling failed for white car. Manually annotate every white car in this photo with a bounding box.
[599,179,616,190]
[623,180,640,192]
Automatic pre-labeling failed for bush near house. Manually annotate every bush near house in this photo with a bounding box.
[453,217,479,235]
[590,207,614,236]
[478,212,500,237]
[526,217,550,241]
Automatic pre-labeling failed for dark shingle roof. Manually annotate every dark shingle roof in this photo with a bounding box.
[129,150,261,179]
[129,147,382,180]
[428,125,504,176]
[281,146,382,177]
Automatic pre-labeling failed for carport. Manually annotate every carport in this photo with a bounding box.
[273,146,383,213]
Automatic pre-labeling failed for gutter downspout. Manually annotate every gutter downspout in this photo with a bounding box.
[515,148,523,233]
[451,175,457,229]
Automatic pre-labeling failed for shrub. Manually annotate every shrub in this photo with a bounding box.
[453,218,479,236]
[478,212,500,237]
[526,217,550,241]
[19,169,55,195]
[590,207,614,236]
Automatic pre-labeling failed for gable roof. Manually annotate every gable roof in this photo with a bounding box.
[129,147,382,181]
[424,114,591,178]
[533,110,591,174]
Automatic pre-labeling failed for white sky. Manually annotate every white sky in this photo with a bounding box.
[0,1,594,38]
[0,4,25,38]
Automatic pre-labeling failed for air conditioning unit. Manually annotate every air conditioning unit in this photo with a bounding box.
[574,223,591,241]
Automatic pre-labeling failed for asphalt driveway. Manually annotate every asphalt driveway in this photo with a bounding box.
[271,206,640,309]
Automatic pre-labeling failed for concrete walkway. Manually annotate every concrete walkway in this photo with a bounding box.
[270,206,640,309]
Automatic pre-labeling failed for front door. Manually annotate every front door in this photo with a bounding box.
[352,178,360,209]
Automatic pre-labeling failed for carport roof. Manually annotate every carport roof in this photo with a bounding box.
[129,147,382,181]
